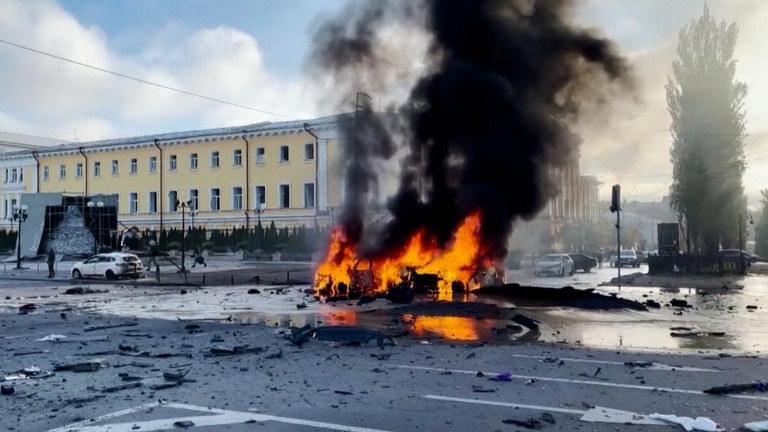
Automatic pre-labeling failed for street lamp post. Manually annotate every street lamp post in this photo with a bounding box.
[254,203,265,226]
[13,204,28,270]
[188,207,199,252]
[176,200,190,273]
[738,212,755,275]
[87,200,104,254]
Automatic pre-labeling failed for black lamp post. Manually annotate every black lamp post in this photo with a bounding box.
[176,200,190,273]
[188,207,199,252]
[13,204,28,270]
[253,203,265,226]
[738,212,755,274]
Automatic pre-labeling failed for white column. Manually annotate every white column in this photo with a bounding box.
[317,138,329,211]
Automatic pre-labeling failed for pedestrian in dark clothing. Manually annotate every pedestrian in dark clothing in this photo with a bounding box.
[47,247,56,278]
[148,240,159,270]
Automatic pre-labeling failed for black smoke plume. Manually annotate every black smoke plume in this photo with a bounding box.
[311,0,631,263]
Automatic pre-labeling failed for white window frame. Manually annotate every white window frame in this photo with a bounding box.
[278,183,290,209]
[189,189,199,212]
[209,187,221,211]
[93,161,101,177]
[75,163,83,178]
[43,166,50,181]
[168,190,178,212]
[279,145,289,163]
[254,185,266,209]
[130,158,138,174]
[129,192,138,214]
[232,186,243,210]
[233,149,242,166]
[111,160,119,176]
[304,143,315,161]
[303,182,315,208]
[59,164,66,179]
[149,156,157,173]
[11,168,18,182]
[148,191,158,214]
[255,147,265,165]
[211,151,220,168]
[169,155,178,171]
[190,153,198,170]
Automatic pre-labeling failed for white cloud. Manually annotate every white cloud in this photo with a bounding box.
[0,0,315,142]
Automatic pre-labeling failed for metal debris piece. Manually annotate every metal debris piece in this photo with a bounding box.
[265,350,284,360]
[173,420,195,428]
[472,385,496,393]
[64,287,108,295]
[703,382,768,395]
[92,382,142,393]
[84,322,139,332]
[334,390,354,395]
[502,418,541,429]
[291,325,396,347]
[1,385,14,395]
[208,345,265,356]
[53,360,105,373]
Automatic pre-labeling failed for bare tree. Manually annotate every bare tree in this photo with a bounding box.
[667,4,747,254]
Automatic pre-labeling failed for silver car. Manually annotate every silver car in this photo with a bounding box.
[71,253,145,280]
[535,254,575,276]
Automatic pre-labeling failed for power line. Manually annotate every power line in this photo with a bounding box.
[0,38,300,120]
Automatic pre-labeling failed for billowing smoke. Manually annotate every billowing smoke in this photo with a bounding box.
[311,0,632,263]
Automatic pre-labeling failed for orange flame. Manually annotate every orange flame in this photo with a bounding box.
[314,211,498,293]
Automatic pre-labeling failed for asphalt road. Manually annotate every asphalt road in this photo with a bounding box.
[1,310,767,432]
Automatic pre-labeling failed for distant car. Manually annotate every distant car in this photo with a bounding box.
[614,250,639,268]
[568,253,598,273]
[535,254,574,276]
[71,253,145,280]
[718,249,758,265]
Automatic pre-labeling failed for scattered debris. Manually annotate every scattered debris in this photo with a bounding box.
[37,334,109,343]
[747,305,758,310]
[296,303,308,309]
[63,287,108,295]
[92,382,142,393]
[703,382,768,395]
[644,300,661,308]
[173,420,195,428]
[208,345,265,356]
[247,288,261,294]
[471,385,496,393]
[593,367,602,378]
[670,327,694,331]
[84,322,138,332]
[1,385,14,395]
[540,413,556,424]
[291,325,395,347]
[511,314,540,331]
[53,360,106,373]
[670,331,726,338]
[474,284,647,310]
[580,407,668,425]
[18,303,38,314]
[502,418,541,429]
[648,413,718,432]
[12,350,50,357]
[4,366,55,381]
[490,372,512,382]
[371,353,391,361]
[670,299,690,308]
[334,390,354,395]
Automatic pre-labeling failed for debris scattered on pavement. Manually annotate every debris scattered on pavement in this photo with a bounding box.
[540,413,556,424]
[670,299,691,308]
[746,305,758,310]
[703,382,768,395]
[580,407,668,425]
[37,334,109,343]
[208,345,265,356]
[173,420,195,428]
[84,322,139,332]
[296,302,308,309]
[334,390,354,395]
[53,360,106,373]
[247,288,261,294]
[489,372,511,382]
[91,382,142,393]
[474,284,647,310]
[670,331,726,338]
[291,325,396,347]
[644,300,661,308]
[3,366,55,381]
[472,385,496,393]
[370,353,391,361]
[18,303,38,314]
[648,413,718,432]
[502,418,542,429]
[63,287,109,295]
[511,314,540,331]
[265,349,284,359]
[1,385,14,395]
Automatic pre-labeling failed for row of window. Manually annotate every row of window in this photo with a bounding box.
[3,168,24,184]
[126,183,316,214]
[41,144,315,181]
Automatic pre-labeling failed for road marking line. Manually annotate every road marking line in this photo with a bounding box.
[49,402,393,432]
[423,395,586,414]
[393,364,768,401]
[505,353,720,372]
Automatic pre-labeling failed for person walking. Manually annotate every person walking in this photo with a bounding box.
[147,240,159,271]
[46,246,56,278]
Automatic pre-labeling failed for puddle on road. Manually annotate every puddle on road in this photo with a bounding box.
[2,275,766,354]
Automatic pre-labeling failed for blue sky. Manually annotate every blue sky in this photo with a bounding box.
[61,0,345,78]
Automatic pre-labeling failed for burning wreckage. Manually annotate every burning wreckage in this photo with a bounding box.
[308,0,634,307]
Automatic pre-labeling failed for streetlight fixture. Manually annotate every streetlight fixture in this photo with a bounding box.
[253,203,266,226]
[12,204,28,270]
[175,199,191,273]
[738,212,755,274]
[87,200,104,254]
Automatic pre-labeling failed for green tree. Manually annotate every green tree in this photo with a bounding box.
[667,4,747,254]
[755,189,768,257]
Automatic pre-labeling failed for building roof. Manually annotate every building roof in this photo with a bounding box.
[0,113,345,159]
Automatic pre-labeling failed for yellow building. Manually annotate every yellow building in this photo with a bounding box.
[0,115,345,232]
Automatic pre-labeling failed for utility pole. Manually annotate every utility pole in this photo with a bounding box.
[610,185,621,289]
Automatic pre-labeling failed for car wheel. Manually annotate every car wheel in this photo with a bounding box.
[72,269,83,279]
[105,270,117,280]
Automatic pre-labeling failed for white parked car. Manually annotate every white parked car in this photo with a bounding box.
[71,253,145,280]
[535,254,575,276]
